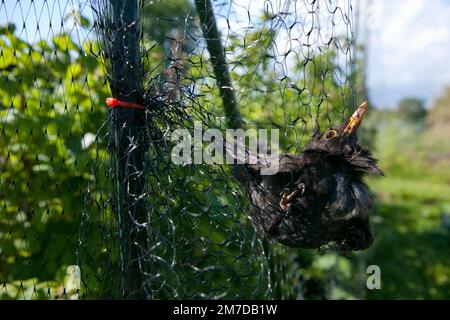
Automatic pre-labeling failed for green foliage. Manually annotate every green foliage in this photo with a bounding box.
[0,21,274,299]
[142,0,198,53]
[0,24,110,299]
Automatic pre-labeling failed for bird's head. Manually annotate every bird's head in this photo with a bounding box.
[306,100,383,176]
[307,101,369,155]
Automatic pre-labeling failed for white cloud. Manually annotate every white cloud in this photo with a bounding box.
[367,0,450,107]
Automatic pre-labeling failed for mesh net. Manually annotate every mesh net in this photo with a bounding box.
[0,0,359,299]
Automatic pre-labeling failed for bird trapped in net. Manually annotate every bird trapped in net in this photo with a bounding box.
[235,101,383,252]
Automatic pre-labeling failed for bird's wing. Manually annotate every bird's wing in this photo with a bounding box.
[234,153,304,188]
[246,153,305,173]
[346,148,384,176]
[278,154,305,172]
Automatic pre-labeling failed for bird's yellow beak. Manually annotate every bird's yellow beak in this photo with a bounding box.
[343,101,368,135]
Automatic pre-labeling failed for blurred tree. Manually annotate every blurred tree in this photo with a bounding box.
[422,87,450,155]
[427,87,450,125]
[396,97,427,122]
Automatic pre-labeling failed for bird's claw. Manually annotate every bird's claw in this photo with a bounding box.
[279,183,305,211]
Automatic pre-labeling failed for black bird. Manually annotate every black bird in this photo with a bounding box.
[236,101,383,251]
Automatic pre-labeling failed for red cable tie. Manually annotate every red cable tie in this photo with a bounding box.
[106,98,144,110]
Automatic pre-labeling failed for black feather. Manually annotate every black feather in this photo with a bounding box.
[238,120,382,251]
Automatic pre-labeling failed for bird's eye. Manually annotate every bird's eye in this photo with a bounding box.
[323,130,338,140]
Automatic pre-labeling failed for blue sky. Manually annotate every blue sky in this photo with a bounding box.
[0,0,92,43]
[365,0,450,107]
[2,0,450,108]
